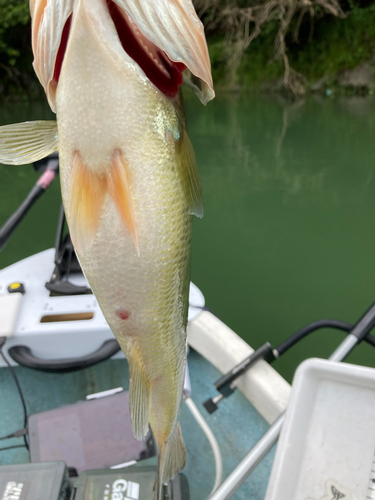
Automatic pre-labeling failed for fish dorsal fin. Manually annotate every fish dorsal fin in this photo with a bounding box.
[112,0,214,105]
[0,121,58,165]
[30,0,78,111]
[174,125,203,218]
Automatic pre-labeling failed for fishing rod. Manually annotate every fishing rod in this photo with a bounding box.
[0,152,59,252]
[208,302,375,500]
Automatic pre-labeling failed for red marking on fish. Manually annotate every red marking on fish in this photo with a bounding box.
[116,309,131,320]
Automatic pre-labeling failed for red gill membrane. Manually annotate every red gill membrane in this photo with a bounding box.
[106,0,186,98]
[53,14,72,87]
[52,2,185,99]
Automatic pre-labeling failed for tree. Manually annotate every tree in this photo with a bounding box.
[0,0,39,100]
[194,0,345,94]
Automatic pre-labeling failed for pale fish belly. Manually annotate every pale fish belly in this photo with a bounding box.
[56,0,191,443]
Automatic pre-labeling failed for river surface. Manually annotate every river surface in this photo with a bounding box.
[1,93,375,382]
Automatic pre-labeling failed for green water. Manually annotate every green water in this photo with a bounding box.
[1,94,375,383]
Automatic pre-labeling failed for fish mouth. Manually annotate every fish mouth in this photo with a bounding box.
[106,0,185,98]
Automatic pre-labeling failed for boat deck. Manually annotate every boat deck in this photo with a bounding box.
[0,348,274,499]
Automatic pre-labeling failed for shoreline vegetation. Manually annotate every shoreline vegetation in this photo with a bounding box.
[1,0,375,101]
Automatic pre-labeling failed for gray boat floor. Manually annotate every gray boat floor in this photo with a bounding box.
[0,348,275,500]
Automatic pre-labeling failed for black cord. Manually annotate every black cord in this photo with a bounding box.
[204,313,375,413]
[0,444,27,452]
[0,338,29,451]
[275,319,375,356]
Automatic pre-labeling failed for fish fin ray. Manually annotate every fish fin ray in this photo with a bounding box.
[68,153,106,254]
[182,68,213,106]
[128,348,151,441]
[0,121,58,165]
[175,126,203,218]
[112,0,214,104]
[107,150,139,255]
[155,422,186,499]
[31,0,77,110]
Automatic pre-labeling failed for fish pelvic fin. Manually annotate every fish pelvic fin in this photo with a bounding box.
[68,150,138,255]
[68,152,107,254]
[175,124,203,218]
[0,121,58,165]
[107,150,139,255]
[155,422,186,500]
[128,346,151,441]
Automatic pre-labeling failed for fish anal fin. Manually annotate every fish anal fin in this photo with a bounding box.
[68,152,106,254]
[156,422,186,500]
[107,150,139,255]
[0,121,58,165]
[175,125,203,218]
[128,346,151,441]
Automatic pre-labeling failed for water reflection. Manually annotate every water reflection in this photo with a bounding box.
[185,93,375,381]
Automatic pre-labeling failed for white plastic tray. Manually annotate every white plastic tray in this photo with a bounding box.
[265,358,375,500]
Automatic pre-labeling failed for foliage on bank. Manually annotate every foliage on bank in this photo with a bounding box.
[196,0,344,95]
[0,0,39,100]
[226,0,375,94]
[0,0,375,99]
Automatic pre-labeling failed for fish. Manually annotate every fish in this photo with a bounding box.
[0,0,214,497]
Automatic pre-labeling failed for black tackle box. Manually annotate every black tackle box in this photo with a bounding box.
[0,462,189,500]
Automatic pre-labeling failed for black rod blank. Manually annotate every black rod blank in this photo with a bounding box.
[0,155,59,251]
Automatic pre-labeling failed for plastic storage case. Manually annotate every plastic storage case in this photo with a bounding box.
[265,358,375,500]
[73,465,190,500]
[0,462,70,500]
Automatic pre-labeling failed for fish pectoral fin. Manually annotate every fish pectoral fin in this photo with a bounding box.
[156,422,186,500]
[128,348,151,441]
[107,150,139,255]
[0,121,58,165]
[68,152,107,254]
[175,125,204,218]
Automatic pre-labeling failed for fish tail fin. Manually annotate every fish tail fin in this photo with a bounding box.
[155,423,186,500]
[128,347,151,441]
